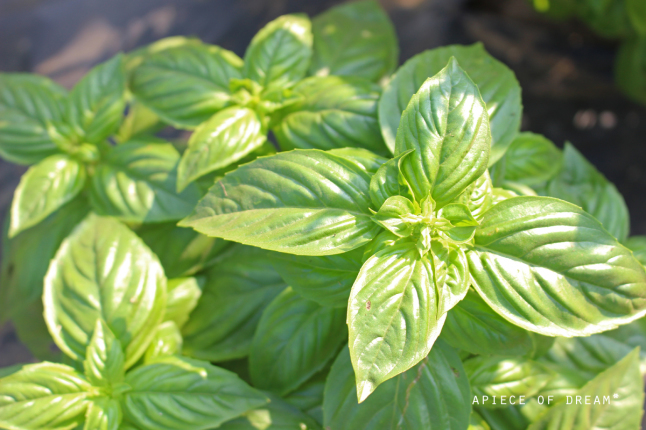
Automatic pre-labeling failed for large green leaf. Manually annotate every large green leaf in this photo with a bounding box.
[0,74,67,164]
[310,0,397,82]
[465,355,555,408]
[219,392,322,430]
[163,277,202,329]
[143,321,183,362]
[43,214,166,367]
[90,139,200,223]
[249,288,346,395]
[181,246,286,362]
[11,300,59,361]
[441,289,535,356]
[85,397,121,430]
[121,356,267,430]
[395,57,491,207]
[0,362,91,430]
[136,222,230,278]
[130,43,243,128]
[0,197,88,323]
[624,236,646,266]
[455,171,493,222]
[347,240,468,401]
[273,76,387,154]
[179,149,379,256]
[380,43,521,163]
[66,55,126,143]
[323,342,471,430]
[9,154,85,237]
[176,107,266,191]
[545,143,629,241]
[529,348,644,430]
[468,196,646,337]
[243,14,312,90]
[84,319,125,387]
[270,247,363,308]
[498,132,562,186]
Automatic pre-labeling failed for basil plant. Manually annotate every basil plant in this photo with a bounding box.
[1,1,646,430]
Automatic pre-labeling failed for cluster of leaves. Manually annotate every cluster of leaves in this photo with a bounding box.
[0,1,645,429]
[529,0,646,104]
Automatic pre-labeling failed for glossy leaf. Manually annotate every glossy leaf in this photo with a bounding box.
[327,147,387,176]
[437,203,479,244]
[244,14,313,90]
[122,355,268,430]
[624,236,646,266]
[85,397,122,430]
[84,319,125,387]
[468,196,646,336]
[0,74,67,164]
[270,247,363,308]
[130,43,243,128]
[545,143,629,241]
[455,171,493,222]
[323,342,471,430]
[137,223,230,278]
[441,290,535,357]
[144,321,183,362]
[310,0,397,82]
[372,195,416,237]
[465,355,555,408]
[90,139,201,223]
[176,107,266,191]
[180,149,379,256]
[380,43,521,163]
[182,246,286,361]
[163,277,203,329]
[0,362,91,430]
[9,154,86,237]
[368,149,414,209]
[43,214,166,367]
[395,57,491,207]
[66,55,126,143]
[273,76,387,154]
[529,348,644,430]
[348,242,449,401]
[499,132,562,186]
[219,392,322,430]
[249,288,346,395]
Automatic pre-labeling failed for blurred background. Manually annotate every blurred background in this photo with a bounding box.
[0,0,645,373]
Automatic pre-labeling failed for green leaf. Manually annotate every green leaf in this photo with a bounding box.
[628,0,646,34]
[180,149,380,256]
[372,195,416,237]
[283,368,328,412]
[11,300,59,361]
[469,411,491,430]
[347,241,462,401]
[181,246,286,362]
[499,132,562,186]
[323,342,471,429]
[624,236,646,266]
[0,197,88,323]
[441,289,535,357]
[468,196,646,337]
[0,74,67,164]
[465,355,555,408]
[395,57,491,207]
[84,319,125,387]
[0,362,91,430]
[176,107,266,191]
[115,100,161,143]
[327,147,386,175]
[144,321,183,362]
[85,397,122,430]
[528,348,644,430]
[437,203,479,244]
[616,37,646,104]
[9,154,86,237]
[249,287,346,396]
[545,143,629,241]
[90,138,200,223]
[273,76,387,154]
[219,392,322,430]
[476,406,530,430]
[121,355,268,430]
[244,14,313,90]
[137,223,230,278]
[67,55,126,143]
[270,247,363,308]
[163,277,203,329]
[43,214,166,367]
[455,171,493,222]
[130,43,243,128]
[380,43,521,163]
[368,149,415,209]
[310,0,397,82]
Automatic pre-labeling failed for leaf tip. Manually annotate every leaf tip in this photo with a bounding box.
[356,380,375,403]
